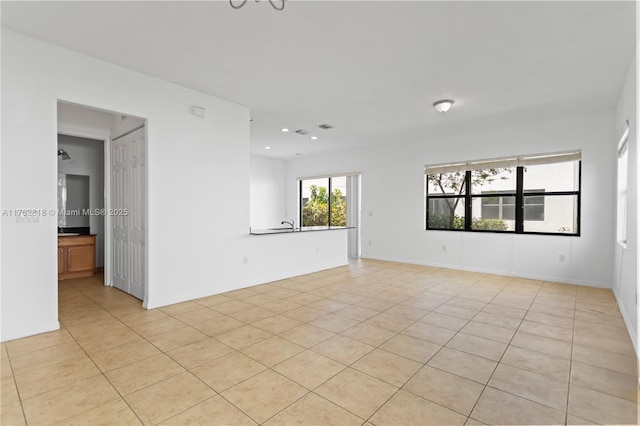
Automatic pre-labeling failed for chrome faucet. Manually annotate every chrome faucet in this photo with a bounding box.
[281,219,295,229]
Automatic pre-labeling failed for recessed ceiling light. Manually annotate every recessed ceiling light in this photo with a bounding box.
[310,136,318,140]
[433,99,455,113]
[264,146,271,150]
[281,128,290,132]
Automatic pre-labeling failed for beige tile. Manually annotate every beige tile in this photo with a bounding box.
[518,320,573,342]
[259,299,303,314]
[191,316,244,336]
[106,353,185,395]
[241,336,305,367]
[282,306,329,322]
[473,311,521,330]
[306,298,350,313]
[8,342,85,374]
[212,325,271,350]
[330,291,367,304]
[510,331,572,359]
[312,335,374,365]
[566,414,597,425]
[273,350,345,390]
[402,322,456,345]
[241,293,280,306]
[222,370,308,424]
[365,312,415,332]
[403,365,483,416]
[428,347,497,384]
[352,348,422,387]
[1,369,20,407]
[130,317,186,338]
[445,333,507,361]
[90,340,161,372]
[166,337,234,369]
[228,307,275,323]
[310,313,360,333]
[58,398,142,426]
[370,390,467,426]
[6,329,74,356]
[571,361,637,402]
[488,363,568,411]
[333,305,379,321]
[251,315,302,334]
[385,304,429,321]
[315,368,397,419]
[464,418,488,425]
[573,326,635,356]
[525,310,574,329]
[159,300,205,316]
[14,356,100,399]
[434,304,479,320]
[501,345,570,382]
[529,301,575,319]
[77,327,142,354]
[147,326,208,352]
[161,395,256,425]
[341,323,396,346]
[118,308,169,326]
[192,351,266,392]
[481,303,527,319]
[211,300,254,315]
[459,320,515,344]
[1,402,26,426]
[280,324,335,348]
[264,392,363,425]
[22,375,120,425]
[380,334,441,363]
[356,298,397,312]
[568,384,638,425]
[173,307,223,325]
[420,312,469,331]
[125,372,215,425]
[471,387,566,425]
[572,343,637,376]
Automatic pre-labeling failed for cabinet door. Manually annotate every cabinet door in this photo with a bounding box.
[67,245,95,273]
[58,248,67,274]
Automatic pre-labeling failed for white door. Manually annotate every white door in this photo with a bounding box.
[111,126,145,300]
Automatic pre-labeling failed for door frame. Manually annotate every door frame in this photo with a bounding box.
[57,124,113,287]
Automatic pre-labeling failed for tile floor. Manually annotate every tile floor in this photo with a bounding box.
[1,259,638,425]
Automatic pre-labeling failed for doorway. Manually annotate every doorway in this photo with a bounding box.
[57,101,147,303]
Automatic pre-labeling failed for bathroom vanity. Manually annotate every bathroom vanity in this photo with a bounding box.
[58,234,96,280]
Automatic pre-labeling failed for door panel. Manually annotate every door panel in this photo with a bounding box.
[111,127,145,300]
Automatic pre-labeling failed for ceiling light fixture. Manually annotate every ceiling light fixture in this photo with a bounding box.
[57,149,71,160]
[281,128,290,132]
[433,99,455,113]
[230,0,285,11]
[264,146,271,150]
[310,136,318,140]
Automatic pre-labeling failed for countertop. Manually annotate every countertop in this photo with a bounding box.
[250,226,353,235]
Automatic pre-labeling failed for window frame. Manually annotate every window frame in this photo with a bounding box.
[425,154,581,236]
[616,122,630,248]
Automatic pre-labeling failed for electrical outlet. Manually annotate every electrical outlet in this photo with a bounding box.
[442,245,447,252]
[559,254,565,262]
[368,240,372,245]
[368,211,373,217]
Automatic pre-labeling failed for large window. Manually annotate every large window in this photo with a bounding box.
[300,176,347,227]
[426,152,581,235]
[617,122,630,247]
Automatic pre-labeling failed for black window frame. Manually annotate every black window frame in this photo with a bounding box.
[426,162,581,236]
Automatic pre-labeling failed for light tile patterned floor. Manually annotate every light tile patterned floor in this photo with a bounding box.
[1,259,638,425]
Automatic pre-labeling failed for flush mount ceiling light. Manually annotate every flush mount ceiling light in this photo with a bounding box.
[310,136,318,140]
[281,128,290,132]
[264,146,271,150]
[230,0,285,11]
[433,99,455,113]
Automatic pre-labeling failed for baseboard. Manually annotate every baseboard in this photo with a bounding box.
[615,294,638,358]
[361,255,611,288]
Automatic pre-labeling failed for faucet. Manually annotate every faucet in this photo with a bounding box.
[281,219,295,230]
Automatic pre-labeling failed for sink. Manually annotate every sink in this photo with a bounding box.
[58,232,80,236]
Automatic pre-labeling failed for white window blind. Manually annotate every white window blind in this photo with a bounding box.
[425,151,581,175]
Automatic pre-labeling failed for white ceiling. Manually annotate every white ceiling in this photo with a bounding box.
[1,1,635,160]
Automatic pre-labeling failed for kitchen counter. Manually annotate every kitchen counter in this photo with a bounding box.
[250,226,353,235]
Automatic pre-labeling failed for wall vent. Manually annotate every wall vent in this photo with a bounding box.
[317,123,334,130]
[295,129,309,135]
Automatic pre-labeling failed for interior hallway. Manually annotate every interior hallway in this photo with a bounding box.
[1,260,637,425]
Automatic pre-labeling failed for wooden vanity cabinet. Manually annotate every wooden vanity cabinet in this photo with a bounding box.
[58,235,96,280]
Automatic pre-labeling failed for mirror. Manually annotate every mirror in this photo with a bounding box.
[58,173,90,227]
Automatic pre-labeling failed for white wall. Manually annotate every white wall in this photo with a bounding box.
[58,135,105,267]
[287,111,617,287]
[250,155,287,229]
[613,55,637,353]
[1,30,347,342]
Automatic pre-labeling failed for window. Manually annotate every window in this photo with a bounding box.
[299,176,347,227]
[425,151,581,235]
[617,122,630,247]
